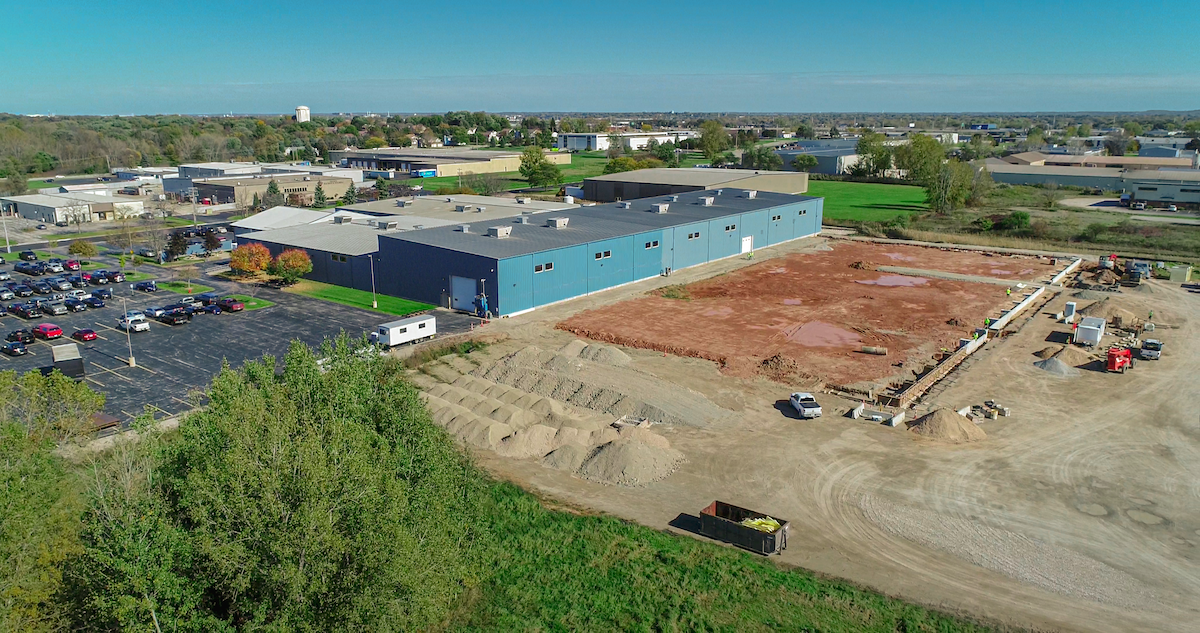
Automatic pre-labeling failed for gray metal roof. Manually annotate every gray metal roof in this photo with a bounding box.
[385,189,817,260]
[585,167,796,186]
[776,147,858,157]
[240,222,394,256]
[231,206,331,231]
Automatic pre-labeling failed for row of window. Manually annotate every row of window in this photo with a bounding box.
[724,224,737,232]
[330,254,348,262]
[687,231,701,240]
[533,262,555,273]
[595,250,612,260]
[645,240,660,249]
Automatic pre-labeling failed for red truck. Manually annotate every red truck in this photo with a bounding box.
[1107,348,1134,373]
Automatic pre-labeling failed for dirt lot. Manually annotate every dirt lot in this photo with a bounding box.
[559,241,1049,389]
[405,235,1200,632]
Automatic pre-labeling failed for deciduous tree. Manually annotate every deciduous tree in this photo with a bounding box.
[270,248,312,285]
[698,120,729,162]
[230,242,271,275]
[68,239,99,259]
[894,134,945,184]
[791,154,819,172]
[741,146,782,170]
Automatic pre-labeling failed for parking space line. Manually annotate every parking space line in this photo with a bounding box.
[89,362,134,382]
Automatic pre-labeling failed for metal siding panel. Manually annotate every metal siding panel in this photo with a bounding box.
[767,206,792,244]
[739,210,768,252]
[707,218,740,260]
[660,229,675,271]
[671,222,708,270]
[497,255,533,315]
[378,237,495,308]
[586,235,635,293]
[532,245,586,306]
[634,230,664,279]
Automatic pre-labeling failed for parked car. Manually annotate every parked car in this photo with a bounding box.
[136,248,158,258]
[133,281,158,292]
[18,251,37,261]
[33,323,64,339]
[44,262,64,274]
[197,304,222,315]
[106,271,125,283]
[66,275,89,288]
[82,297,105,309]
[43,302,68,316]
[71,328,98,342]
[158,312,189,325]
[49,278,73,291]
[117,316,150,332]
[65,289,91,300]
[11,285,32,298]
[64,259,81,271]
[124,310,145,322]
[35,224,47,230]
[64,298,88,312]
[789,392,823,419]
[0,305,6,317]
[77,271,94,283]
[0,289,12,302]
[31,282,53,295]
[1,341,27,356]
[195,292,221,305]
[14,262,40,276]
[178,295,198,305]
[216,297,245,312]
[6,329,34,344]
[90,270,110,284]
[91,287,113,300]
[143,306,167,318]
[0,271,9,281]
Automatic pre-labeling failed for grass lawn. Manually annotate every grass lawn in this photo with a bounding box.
[449,482,994,631]
[26,180,61,190]
[807,180,929,223]
[225,294,275,311]
[286,279,433,316]
[0,250,55,261]
[120,271,154,283]
[160,280,214,294]
[409,151,612,192]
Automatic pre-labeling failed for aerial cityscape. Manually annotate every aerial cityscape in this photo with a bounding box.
[1,2,1198,632]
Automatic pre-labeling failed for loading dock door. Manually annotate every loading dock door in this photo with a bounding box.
[741,235,754,254]
[450,276,477,311]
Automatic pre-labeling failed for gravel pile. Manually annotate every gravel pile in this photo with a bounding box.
[907,408,987,443]
[579,344,632,366]
[1034,357,1081,377]
[578,437,685,487]
[1053,346,1095,367]
[1071,290,1110,301]
[858,495,1160,610]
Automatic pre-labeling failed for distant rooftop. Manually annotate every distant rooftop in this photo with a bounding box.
[586,167,800,187]
[230,206,331,232]
[339,194,576,219]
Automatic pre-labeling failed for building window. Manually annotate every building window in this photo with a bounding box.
[725,224,736,231]
[1138,187,1158,191]
[534,264,543,273]
[771,214,782,221]
[595,252,603,260]
[800,209,807,215]
[644,240,659,249]
[418,323,426,329]
[1181,188,1200,193]
[545,262,553,271]
[687,231,701,240]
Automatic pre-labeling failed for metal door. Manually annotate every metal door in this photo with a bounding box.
[740,235,754,254]
[450,276,476,311]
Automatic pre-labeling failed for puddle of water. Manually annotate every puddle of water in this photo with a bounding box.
[787,321,862,347]
[856,275,928,287]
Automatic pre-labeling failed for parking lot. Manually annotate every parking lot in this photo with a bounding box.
[2,264,480,422]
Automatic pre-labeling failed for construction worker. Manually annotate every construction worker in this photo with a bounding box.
[1148,310,1154,321]
[1006,287,1011,297]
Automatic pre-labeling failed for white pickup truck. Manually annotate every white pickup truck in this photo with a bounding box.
[789,392,822,419]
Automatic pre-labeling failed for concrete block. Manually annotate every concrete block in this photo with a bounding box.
[849,403,865,419]
[886,411,905,427]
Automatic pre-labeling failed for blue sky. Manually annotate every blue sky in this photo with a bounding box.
[2,0,1197,114]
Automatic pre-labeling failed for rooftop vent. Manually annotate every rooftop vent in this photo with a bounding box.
[333,216,351,224]
[668,195,679,202]
[445,197,454,202]
[518,216,529,224]
[396,199,410,207]
[413,224,424,230]
[382,221,398,230]
[517,197,532,204]
[701,196,715,207]
[746,190,757,199]
[715,189,724,195]
[652,203,669,213]
[455,204,469,212]
[617,201,632,209]
[546,217,569,229]
[488,226,512,239]
[303,176,311,181]
[459,224,471,233]
[475,206,486,213]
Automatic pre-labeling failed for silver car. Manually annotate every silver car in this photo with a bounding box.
[0,271,10,281]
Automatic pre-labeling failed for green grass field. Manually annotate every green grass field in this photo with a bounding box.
[408,151,611,192]
[287,279,434,316]
[0,250,54,261]
[160,280,214,294]
[25,179,61,190]
[807,180,929,223]
[225,294,275,311]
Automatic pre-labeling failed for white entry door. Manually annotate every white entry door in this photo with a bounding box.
[450,276,476,311]
[740,235,754,254]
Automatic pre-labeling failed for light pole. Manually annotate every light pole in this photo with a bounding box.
[369,254,378,309]
[186,187,198,227]
[120,296,135,368]
[1,210,9,253]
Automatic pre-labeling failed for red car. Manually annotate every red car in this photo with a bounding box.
[65,259,81,271]
[33,323,64,340]
[216,297,245,312]
[72,328,98,342]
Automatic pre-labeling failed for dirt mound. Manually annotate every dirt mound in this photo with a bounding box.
[578,438,685,486]
[579,344,631,366]
[850,261,877,270]
[1071,290,1110,301]
[1079,298,1138,324]
[1034,345,1063,359]
[906,408,987,443]
[541,443,592,473]
[946,317,966,327]
[1034,357,1081,378]
[558,339,588,358]
[1092,269,1120,284]
[1133,283,1155,294]
[1053,345,1095,367]
[495,424,560,459]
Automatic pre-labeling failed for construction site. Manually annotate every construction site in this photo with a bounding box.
[402,232,1199,633]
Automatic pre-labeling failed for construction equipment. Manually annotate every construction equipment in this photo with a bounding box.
[1107,347,1135,373]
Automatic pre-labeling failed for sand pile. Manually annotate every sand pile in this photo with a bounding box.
[1071,290,1109,301]
[906,408,987,443]
[579,344,631,366]
[850,261,877,270]
[1092,269,1120,284]
[1034,357,1081,377]
[1034,345,1063,359]
[1080,298,1138,324]
[495,424,560,459]
[558,339,589,358]
[578,437,685,486]
[1053,345,1095,367]
[1133,283,1155,294]
[542,444,592,472]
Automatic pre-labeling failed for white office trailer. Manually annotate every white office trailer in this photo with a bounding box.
[369,314,437,347]
[1073,316,1106,347]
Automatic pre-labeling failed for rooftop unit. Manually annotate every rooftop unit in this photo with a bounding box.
[333,216,351,224]
[618,201,633,209]
[746,190,757,199]
[517,197,532,204]
[701,196,715,206]
[546,217,569,229]
[652,203,669,213]
[488,226,512,239]
[459,224,471,233]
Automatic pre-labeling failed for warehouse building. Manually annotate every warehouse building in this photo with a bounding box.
[191,174,354,208]
[329,147,570,178]
[583,168,808,202]
[0,192,144,224]
[775,147,861,175]
[378,188,822,316]
[230,205,332,236]
[1125,170,1200,208]
[556,130,699,152]
[1003,151,1196,170]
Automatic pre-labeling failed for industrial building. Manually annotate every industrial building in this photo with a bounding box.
[378,188,822,316]
[556,130,699,152]
[775,147,861,175]
[190,174,353,208]
[262,163,364,182]
[0,192,144,224]
[231,206,333,236]
[1003,151,1197,170]
[984,160,1200,208]
[329,147,570,178]
[583,168,808,202]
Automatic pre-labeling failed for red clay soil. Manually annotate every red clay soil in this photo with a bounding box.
[558,242,1016,388]
[861,242,1057,280]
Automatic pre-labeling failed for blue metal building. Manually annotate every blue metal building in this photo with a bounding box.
[378,189,822,316]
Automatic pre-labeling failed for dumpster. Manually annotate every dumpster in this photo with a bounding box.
[698,500,790,555]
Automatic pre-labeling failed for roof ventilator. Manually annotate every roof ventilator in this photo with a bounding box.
[652,203,669,213]
[518,216,529,224]
[546,217,569,229]
[668,195,679,202]
[476,206,486,213]
[618,201,633,209]
[517,197,532,204]
[701,196,715,207]
[459,224,470,233]
[333,216,350,224]
[488,226,512,239]
[747,190,758,199]
[455,204,469,212]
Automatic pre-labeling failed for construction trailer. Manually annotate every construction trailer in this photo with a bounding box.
[1074,316,1107,347]
[43,343,85,380]
[368,314,436,347]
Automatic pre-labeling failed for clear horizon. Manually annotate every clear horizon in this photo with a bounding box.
[3,0,1197,115]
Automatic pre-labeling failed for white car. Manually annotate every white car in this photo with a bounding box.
[124,310,145,321]
[117,316,150,332]
[66,289,92,300]
[789,392,823,419]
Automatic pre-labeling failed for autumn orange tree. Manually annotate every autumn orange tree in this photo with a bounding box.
[230,242,271,276]
[269,248,313,285]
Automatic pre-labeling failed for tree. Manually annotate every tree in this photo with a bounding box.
[202,232,221,256]
[827,125,840,139]
[262,180,285,209]
[1103,135,1132,156]
[270,248,312,285]
[796,123,815,139]
[924,159,975,213]
[175,264,200,292]
[166,232,188,260]
[1123,122,1144,137]
[374,177,390,199]
[698,120,729,162]
[341,184,358,205]
[2,170,27,196]
[605,134,625,159]
[230,242,271,275]
[853,131,893,177]
[792,154,819,172]
[1038,183,1062,210]
[741,146,782,170]
[603,157,640,174]
[894,134,944,184]
[519,147,561,187]
[966,167,994,207]
[68,239,99,259]
[997,211,1031,231]
[312,181,328,207]
[251,192,262,211]
[463,172,504,196]
[109,216,141,259]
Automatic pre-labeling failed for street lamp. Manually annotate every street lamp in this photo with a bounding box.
[369,254,378,309]
[120,296,135,368]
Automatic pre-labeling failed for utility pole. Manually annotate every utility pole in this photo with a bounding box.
[186,187,198,227]
[120,297,135,368]
[369,254,378,309]
[1,210,9,253]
